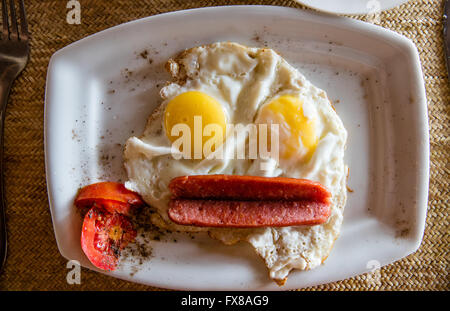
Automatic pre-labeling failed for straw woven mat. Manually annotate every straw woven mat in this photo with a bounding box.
[0,0,447,291]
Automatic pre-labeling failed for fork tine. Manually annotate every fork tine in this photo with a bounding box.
[8,0,17,40]
[18,0,27,40]
[1,0,8,39]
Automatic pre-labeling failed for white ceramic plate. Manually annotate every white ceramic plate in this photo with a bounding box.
[296,0,410,15]
[45,6,429,290]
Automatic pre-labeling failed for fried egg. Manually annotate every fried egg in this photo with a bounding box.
[123,42,348,285]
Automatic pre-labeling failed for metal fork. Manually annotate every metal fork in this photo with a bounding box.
[0,0,29,274]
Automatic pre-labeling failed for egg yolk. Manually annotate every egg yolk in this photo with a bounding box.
[164,91,227,159]
[257,95,318,161]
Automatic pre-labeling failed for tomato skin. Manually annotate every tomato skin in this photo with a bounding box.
[93,199,134,216]
[81,207,136,271]
[75,182,144,216]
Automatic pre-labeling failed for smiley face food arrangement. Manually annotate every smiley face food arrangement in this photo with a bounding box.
[75,42,348,286]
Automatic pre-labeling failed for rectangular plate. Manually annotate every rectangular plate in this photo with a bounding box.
[44,6,429,290]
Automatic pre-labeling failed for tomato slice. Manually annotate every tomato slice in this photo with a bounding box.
[75,182,144,216]
[81,207,136,271]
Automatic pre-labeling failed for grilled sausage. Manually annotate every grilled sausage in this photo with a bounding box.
[168,199,331,228]
[169,175,331,203]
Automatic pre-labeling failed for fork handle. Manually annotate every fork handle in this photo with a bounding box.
[0,78,13,273]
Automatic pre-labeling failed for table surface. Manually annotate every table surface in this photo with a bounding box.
[0,0,448,291]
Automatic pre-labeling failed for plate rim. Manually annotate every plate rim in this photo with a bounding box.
[44,5,429,290]
[294,0,411,15]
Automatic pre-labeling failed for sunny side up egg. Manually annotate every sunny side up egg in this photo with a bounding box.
[124,42,348,285]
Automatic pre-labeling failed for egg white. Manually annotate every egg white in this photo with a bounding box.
[123,42,348,284]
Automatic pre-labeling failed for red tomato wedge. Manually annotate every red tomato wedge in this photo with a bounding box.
[81,207,136,271]
[75,182,144,216]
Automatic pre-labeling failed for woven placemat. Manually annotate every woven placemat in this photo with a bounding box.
[0,0,447,291]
